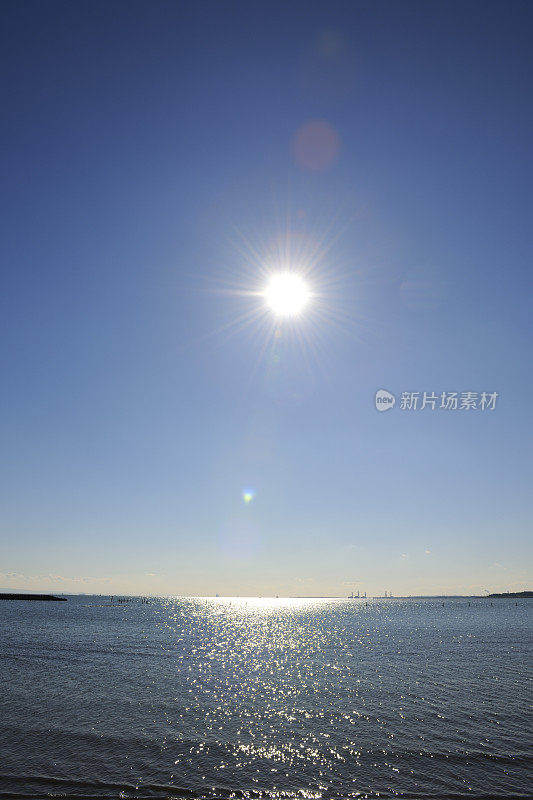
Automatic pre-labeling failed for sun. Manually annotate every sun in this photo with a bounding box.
[263,272,311,317]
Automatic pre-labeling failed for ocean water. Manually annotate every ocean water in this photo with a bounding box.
[0,596,531,799]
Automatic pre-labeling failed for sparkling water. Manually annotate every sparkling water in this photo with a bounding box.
[1,596,531,798]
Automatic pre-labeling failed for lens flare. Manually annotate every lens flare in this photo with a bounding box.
[264,272,311,317]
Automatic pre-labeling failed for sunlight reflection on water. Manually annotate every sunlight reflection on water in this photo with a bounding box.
[0,596,531,798]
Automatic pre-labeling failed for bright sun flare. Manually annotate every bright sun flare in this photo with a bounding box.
[263,272,311,317]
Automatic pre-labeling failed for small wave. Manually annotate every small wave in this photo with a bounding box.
[1,774,532,800]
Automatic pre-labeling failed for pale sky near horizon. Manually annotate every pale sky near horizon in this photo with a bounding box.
[1,0,532,597]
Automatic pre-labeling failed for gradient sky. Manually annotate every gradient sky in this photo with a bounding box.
[1,0,532,596]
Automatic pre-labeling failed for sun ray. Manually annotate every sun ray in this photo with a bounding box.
[188,206,378,385]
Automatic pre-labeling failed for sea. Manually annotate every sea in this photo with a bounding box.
[0,595,531,800]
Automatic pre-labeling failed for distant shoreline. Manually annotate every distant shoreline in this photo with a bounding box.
[1,591,532,600]
[0,593,67,602]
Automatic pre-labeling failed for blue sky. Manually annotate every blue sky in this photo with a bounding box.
[1,0,532,596]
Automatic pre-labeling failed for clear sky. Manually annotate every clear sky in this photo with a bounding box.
[1,0,532,597]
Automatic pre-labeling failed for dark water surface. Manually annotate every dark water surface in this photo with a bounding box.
[1,596,531,799]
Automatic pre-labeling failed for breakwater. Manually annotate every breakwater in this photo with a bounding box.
[0,593,66,601]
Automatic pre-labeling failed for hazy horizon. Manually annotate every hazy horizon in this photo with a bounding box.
[0,571,530,598]
[2,588,530,599]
